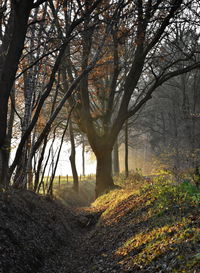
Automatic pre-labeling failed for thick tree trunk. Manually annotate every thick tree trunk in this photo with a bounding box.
[0,1,33,187]
[0,87,15,189]
[0,148,9,190]
[95,148,115,198]
[0,1,33,148]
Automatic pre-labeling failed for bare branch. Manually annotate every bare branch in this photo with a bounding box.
[32,0,47,9]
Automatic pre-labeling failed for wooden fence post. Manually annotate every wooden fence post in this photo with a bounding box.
[59,175,61,188]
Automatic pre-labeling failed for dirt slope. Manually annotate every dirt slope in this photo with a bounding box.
[1,180,199,273]
[81,184,200,273]
[55,184,200,273]
[0,189,75,273]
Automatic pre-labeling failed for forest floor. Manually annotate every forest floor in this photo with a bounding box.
[0,176,199,273]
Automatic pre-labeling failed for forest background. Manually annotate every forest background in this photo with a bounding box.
[0,0,200,197]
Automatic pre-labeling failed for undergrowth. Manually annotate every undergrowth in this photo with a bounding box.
[92,174,200,272]
[142,176,200,215]
[114,169,145,189]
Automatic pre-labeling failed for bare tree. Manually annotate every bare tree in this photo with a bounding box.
[0,0,47,187]
[5,0,104,189]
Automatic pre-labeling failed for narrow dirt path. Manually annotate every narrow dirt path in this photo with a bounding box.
[38,206,105,273]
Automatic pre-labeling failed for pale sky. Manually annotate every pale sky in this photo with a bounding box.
[10,139,97,177]
[47,141,96,176]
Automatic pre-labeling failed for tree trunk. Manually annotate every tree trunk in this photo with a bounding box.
[172,101,180,175]
[0,0,33,184]
[113,138,119,176]
[0,1,33,148]
[34,136,48,192]
[125,120,129,178]
[69,120,79,192]
[0,88,15,190]
[0,148,9,190]
[19,71,35,188]
[95,147,115,198]
[82,134,85,176]
[48,120,69,196]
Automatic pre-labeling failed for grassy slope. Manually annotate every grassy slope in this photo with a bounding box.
[90,178,200,273]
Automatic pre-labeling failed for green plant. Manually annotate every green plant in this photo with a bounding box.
[180,181,200,203]
[142,177,200,214]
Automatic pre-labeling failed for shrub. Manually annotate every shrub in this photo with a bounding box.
[142,177,200,214]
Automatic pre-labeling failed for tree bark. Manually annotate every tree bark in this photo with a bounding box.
[34,136,48,192]
[82,134,85,176]
[95,146,115,198]
[69,120,79,192]
[113,138,119,176]
[0,1,34,187]
[0,0,33,148]
[125,120,129,178]
[0,148,9,190]
[0,87,15,190]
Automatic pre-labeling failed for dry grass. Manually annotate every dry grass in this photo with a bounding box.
[86,176,200,272]
[54,180,96,207]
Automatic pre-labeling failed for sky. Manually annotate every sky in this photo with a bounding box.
[10,139,97,177]
[47,142,97,176]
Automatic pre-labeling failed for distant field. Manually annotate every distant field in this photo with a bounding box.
[39,175,96,195]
